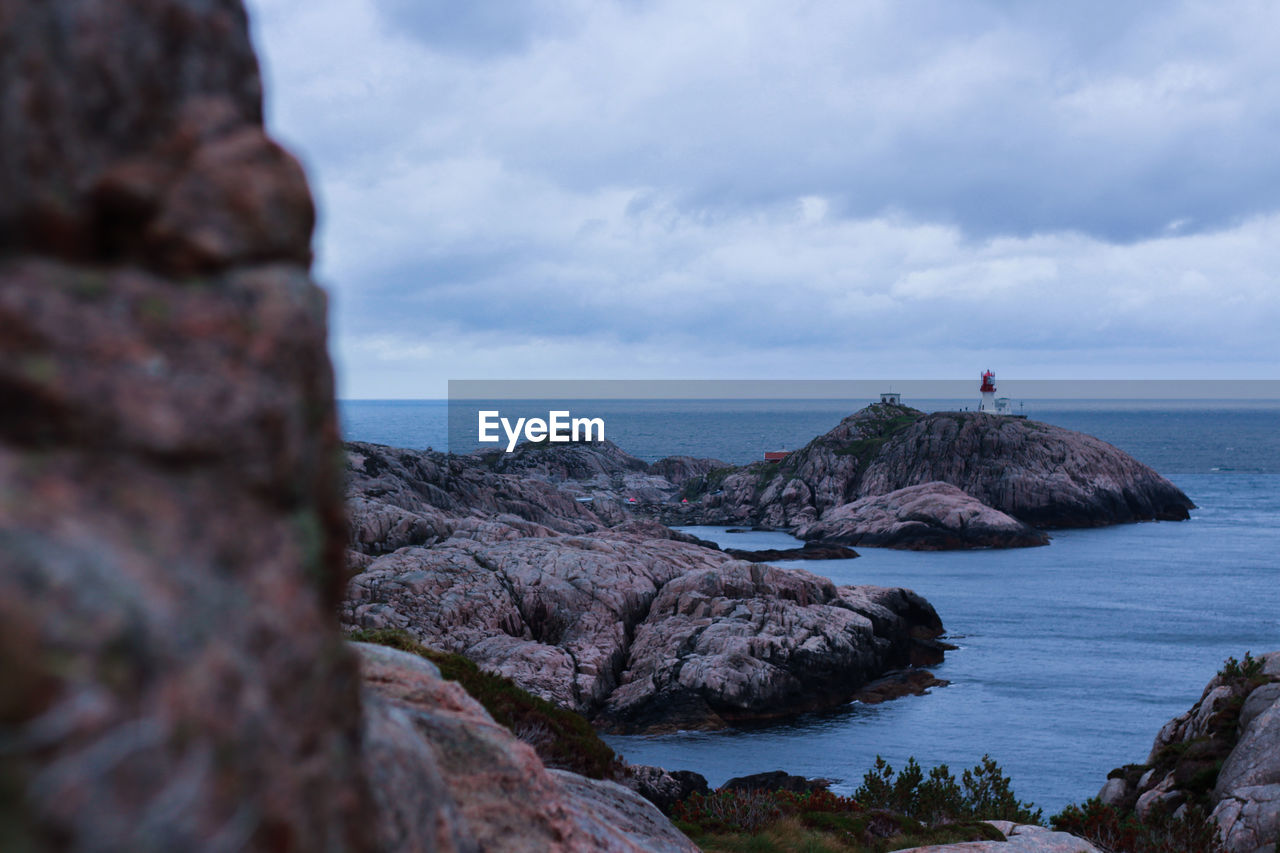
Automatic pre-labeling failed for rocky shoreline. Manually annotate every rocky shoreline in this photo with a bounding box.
[343,442,949,734]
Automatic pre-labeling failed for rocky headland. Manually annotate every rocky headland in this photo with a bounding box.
[342,442,949,734]
[669,401,1195,538]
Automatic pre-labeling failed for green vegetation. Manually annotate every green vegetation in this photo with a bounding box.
[1051,799,1224,853]
[682,464,737,500]
[853,755,1042,826]
[1218,651,1265,683]
[348,628,623,780]
[1051,652,1280,853]
[675,756,1038,852]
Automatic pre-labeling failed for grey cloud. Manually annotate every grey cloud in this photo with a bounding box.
[373,0,582,57]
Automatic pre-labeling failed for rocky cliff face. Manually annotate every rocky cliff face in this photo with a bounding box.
[679,402,1194,533]
[1093,652,1280,852]
[343,442,950,733]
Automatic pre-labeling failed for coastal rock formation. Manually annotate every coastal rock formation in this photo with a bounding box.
[344,526,946,732]
[795,482,1050,550]
[679,402,1193,534]
[1090,651,1280,852]
[346,441,607,555]
[600,569,943,733]
[0,1,372,848]
[723,542,861,561]
[356,642,699,852]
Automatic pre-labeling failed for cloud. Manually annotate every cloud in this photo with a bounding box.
[244,0,1280,396]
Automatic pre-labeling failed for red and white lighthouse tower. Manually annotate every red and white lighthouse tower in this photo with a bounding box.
[979,370,997,413]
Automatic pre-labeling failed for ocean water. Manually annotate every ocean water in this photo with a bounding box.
[339,399,1280,814]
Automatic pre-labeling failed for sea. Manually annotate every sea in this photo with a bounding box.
[339,398,1280,816]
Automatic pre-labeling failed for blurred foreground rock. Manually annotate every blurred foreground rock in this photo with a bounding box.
[0,2,700,850]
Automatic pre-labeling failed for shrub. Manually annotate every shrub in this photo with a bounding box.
[348,628,623,780]
[1051,798,1224,853]
[853,755,1042,826]
[673,789,785,834]
[1219,651,1265,683]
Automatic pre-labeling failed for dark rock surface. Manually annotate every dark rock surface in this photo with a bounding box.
[624,765,711,814]
[723,541,861,561]
[720,771,831,794]
[795,482,1050,550]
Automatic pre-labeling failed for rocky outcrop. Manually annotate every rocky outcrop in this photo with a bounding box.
[724,542,861,561]
[650,455,730,486]
[343,523,946,732]
[897,821,1102,852]
[720,771,831,794]
[1091,652,1280,852]
[357,642,698,852]
[0,1,371,849]
[795,482,1050,550]
[677,402,1193,533]
[343,439,949,733]
[622,765,711,814]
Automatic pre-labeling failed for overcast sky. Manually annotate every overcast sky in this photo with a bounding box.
[246,0,1280,398]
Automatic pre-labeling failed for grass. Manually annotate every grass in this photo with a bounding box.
[348,627,623,780]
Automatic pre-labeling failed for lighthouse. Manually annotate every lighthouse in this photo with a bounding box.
[977,370,1016,415]
[979,370,997,413]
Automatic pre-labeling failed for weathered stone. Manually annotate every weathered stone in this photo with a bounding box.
[796,482,1049,549]
[0,1,368,849]
[723,541,860,561]
[1098,776,1129,806]
[1211,784,1280,853]
[720,771,830,794]
[896,821,1101,852]
[1216,692,1280,796]
[622,765,710,814]
[354,642,699,852]
[344,528,944,733]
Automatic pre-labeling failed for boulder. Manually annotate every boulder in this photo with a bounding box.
[724,542,861,561]
[622,765,710,814]
[895,821,1101,852]
[355,642,699,852]
[796,482,1049,550]
[720,771,830,794]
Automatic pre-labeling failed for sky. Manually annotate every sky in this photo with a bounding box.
[245,0,1280,399]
